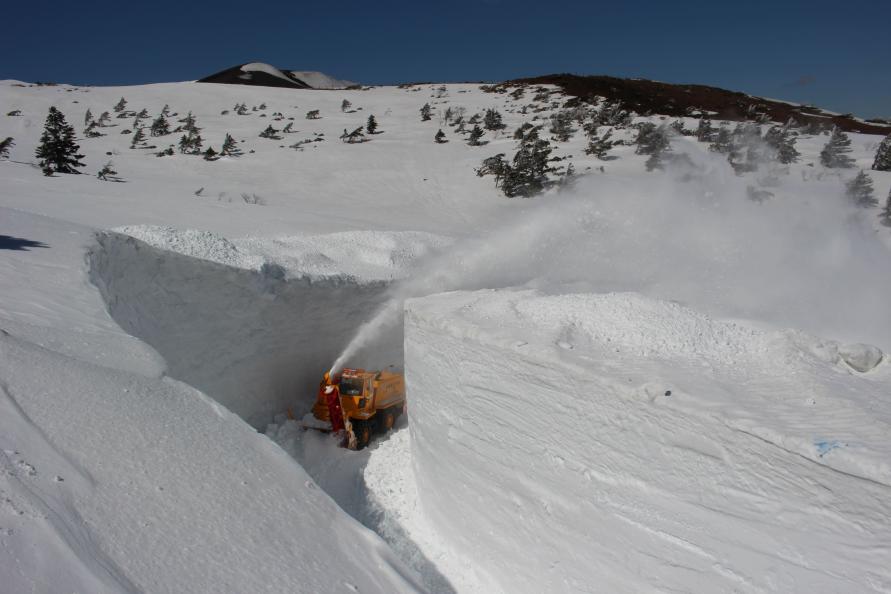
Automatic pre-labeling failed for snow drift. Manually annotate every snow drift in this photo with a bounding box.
[405,288,891,593]
[88,228,444,428]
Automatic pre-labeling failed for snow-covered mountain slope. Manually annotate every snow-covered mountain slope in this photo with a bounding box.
[1,76,890,593]
[290,71,357,89]
[405,289,891,593]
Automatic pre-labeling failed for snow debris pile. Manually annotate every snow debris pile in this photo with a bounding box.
[89,227,446,427]
[405,288,891,593]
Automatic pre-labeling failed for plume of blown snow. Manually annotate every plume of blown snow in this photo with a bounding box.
[330,137,891,375]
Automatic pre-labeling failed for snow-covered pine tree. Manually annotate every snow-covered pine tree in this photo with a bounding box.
[845,170,877,207]
[130,127,147,149]
[113,97,127,113]
[764,125,800,164]
[548,111,574,142]
[220,133,242,157]
[434,129,447,143]
[97,161,118,181]
[150,114,170,136]
[366,115,378,134]
[137,108,149,119]
[635,123,669,156]
[0,136,14,159]
[259,125,281,140]
[475,153,508,186]
[180,111,198,133]
[484,108,506,131]
[345,126,365,143]
[97,111,111,126]
[709,127,733,154]
[872,134,891,171]
[160,104,171,118]
[585,129,614,159]
[35,107,85,175]
[420,103,432,122]
[306,109,320,119]
[83,120,104,138]
[178,131,203,154]
[203,147,218,161]
[341,99,352,112]
[467,125,484,146]
[820,127,855,168]
[84,108,93,127]
[282,122,294,134]
[880,187,891,226]
[501,135,555,197]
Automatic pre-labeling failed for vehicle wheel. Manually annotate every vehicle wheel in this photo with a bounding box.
[353,420,372,450]
[378,409,396,434]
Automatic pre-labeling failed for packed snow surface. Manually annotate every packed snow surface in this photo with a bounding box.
[405,288,891,593]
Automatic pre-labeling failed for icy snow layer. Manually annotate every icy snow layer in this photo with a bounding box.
[0,208,424,594]
[405,289,891,594]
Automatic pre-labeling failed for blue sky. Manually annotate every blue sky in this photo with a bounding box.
[5,0,889,117]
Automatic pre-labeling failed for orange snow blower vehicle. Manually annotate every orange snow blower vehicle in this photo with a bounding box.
[308,368,406,450]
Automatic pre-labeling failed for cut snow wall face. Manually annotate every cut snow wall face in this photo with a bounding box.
[89,232,400,428]
[404,290,891,594]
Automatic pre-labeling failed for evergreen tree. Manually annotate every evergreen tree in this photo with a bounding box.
[35,107,85,175]
[130,127,147,149]
[150,113,170,136]
[0,136,14,159]
[97,111,111,126]
[872,134,891,171]
[434,128,447,143]
[467,125,484,146]
[113,97,127,113]
[443,106,453,124]
[501,135,555,197]
[220,133,242,157]
[475,153,508,186]
[178,131,203,154]
[237,104,249,116]
[845,170,877,207]
[635,123,670,156]
[83,120,104,138]
[420,103,432,122]
[342,126,365,143]
[306,109,321,119]
[483,108,506,131]
[160,104,171,118]
[366,114,378,134]
[584,129,614,159]
[203,147,218,161]
[137,108,149,119]
[341,99,352,112]
[259,125,281,139]
[764,125,799,164]
[820,127,855,168]
[548,111,574,142]
[880,187,891,227]
[179,111,198,133]
[282,122,294,134]
[97,161,119,181]
[84,109,93,127]
[695,118,714,142]
[709,126,733,154]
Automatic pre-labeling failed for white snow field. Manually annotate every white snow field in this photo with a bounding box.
[1,76,891,593]
[405,289,891,593]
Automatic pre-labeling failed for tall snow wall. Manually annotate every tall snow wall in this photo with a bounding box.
[404,289,891,594]
[89,231,400,428]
